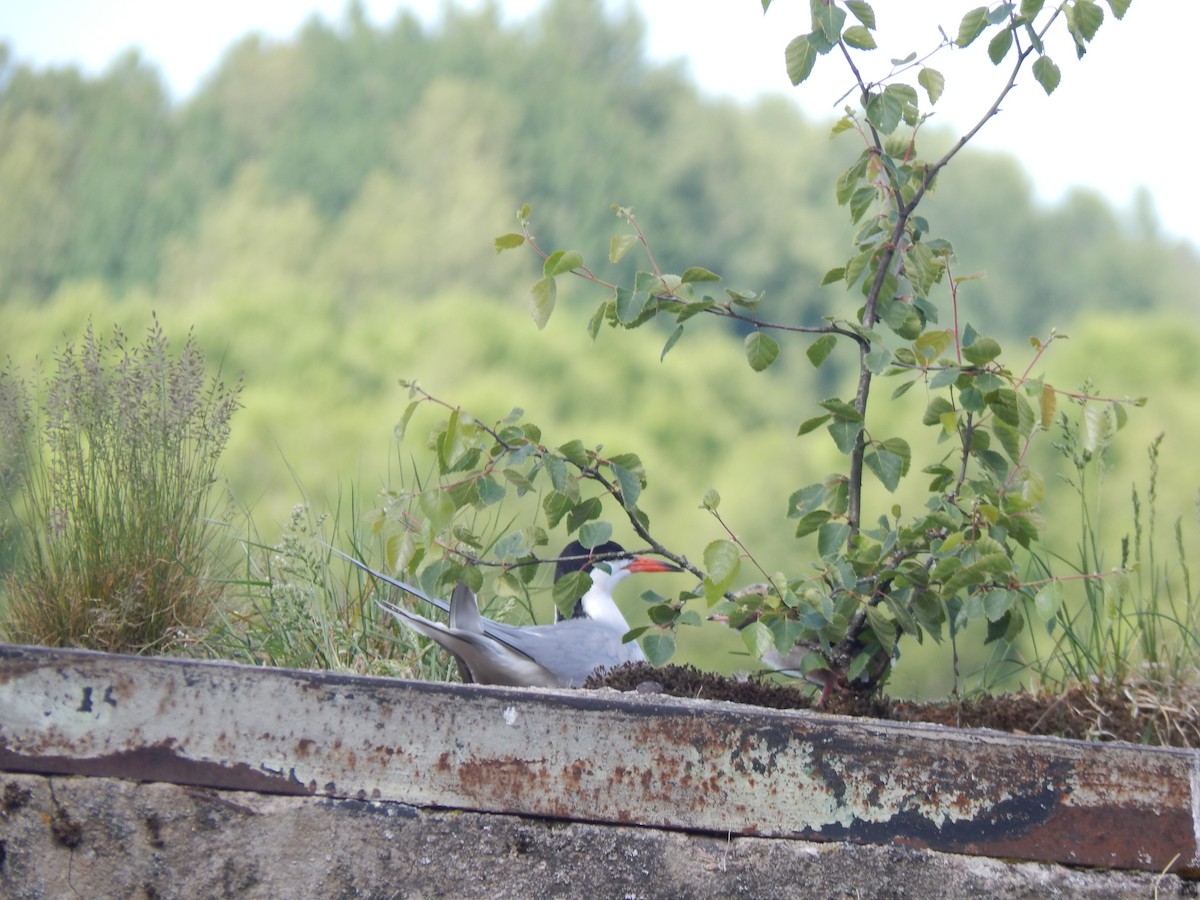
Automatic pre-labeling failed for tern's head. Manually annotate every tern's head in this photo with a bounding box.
[555,540,681,622]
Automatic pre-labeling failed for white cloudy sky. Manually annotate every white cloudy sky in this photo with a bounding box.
[3,1,1192,247]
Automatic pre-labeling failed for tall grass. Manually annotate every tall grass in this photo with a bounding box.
[199,492,459,681]
[0,318,240,653]
[1020,414,1200,741]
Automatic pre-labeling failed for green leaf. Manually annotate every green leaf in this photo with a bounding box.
[865,344,892,375]
[642,632,675,666]
[1074,0,1104,41]
[845,0,876,28]
[829,116,855,137]
[865,89,903,134]
[864,438,910,492]
[865,604,898,654]
[962,335,1002,365]
[610,462,642,509]
[789,483,827,517]
[617,270,662,325]
[745,332,780,372]
[930,366,962,389]
[502,467,536,494]
[660,325,684,361]
[566,497,602,533]
[558,439,590,467]
[785,34,819,85]
[817,521,851,560]
[993,419,1022,463]
[493,531,529,561]
[544,454,570,492]
[741,621,775,660]
[821,399,864,454]
[812,0,847,42]
[842,25,876,49]
[1032,55,1061,94]
[849,184,878,223]
[844,247,873,287]
[956,6,990,46]
[913,329,952,363]
[386,531,416,574]
[704,539,741,584]
[1034,581,1063,620]
[419,488,456,531]
[918,67,944,104]
[543,491,573,528]
[922,397,955,427]
[1106,0,1130,19]
[578,520,613,549]
[987,26,1013,64]
[1020,0,1046,17]
[476,476,506,506]
[587,299,608,340]
[794,509,832,538]
[983,589,1017,623]
[529,276,556,330]
[681,266,720,283]
[395,399,420,442]
[701,488,720,511]
[836,153,870,205]
[615,286,648,325]
[806,334,837,367]
[821,266,846,285]
[1039,384,1057,428]
[553,570,592,618]
[609,234,638,263]
[885,83,919,126]
[726,287,764,309]
[543,249,583,277]
[798,414,831,436]
[494,232,526,253]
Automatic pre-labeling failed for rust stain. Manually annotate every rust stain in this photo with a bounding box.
[0,741,312,796]
[3,643,1198,875]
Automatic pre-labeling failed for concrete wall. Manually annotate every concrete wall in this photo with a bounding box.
[1,773,1188,899]
[2,644,1197,896]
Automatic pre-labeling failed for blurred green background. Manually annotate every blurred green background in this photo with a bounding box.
[2,1,1197,695]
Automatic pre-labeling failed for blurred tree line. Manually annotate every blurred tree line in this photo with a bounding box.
[2,0,1196,337]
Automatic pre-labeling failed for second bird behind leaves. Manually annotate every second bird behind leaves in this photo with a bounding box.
[339,540,681,688]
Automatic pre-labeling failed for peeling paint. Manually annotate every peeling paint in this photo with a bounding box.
[1,643,1196,873]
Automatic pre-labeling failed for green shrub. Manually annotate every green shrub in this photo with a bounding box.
[0,317,240,653]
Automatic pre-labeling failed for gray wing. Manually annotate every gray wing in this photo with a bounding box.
[376,598,561,688]
[448,582,484,633]
[329,545,450,614]
[491,619,646,687]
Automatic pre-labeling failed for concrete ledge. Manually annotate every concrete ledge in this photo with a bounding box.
[0,773,1188,898]
[1,643,1197,877]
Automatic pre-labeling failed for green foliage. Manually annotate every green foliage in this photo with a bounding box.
[380,0,1152,700]
[200,500,457,681]
[0,318,241,652]
[0,52,183,298]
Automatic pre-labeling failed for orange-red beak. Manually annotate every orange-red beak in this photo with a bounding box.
[626,556,683,574]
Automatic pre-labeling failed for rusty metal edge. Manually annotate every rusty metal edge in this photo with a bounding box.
[2,642,1197,876]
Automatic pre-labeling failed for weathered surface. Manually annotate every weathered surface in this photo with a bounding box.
[2,643,1198,876]
[0,773,1189,899]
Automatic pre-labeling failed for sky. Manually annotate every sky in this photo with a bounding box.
[3,1,1193,248]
